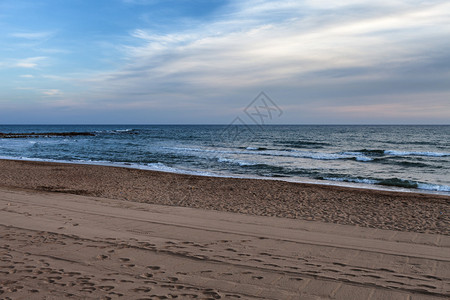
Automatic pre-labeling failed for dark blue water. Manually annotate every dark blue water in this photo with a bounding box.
[0,125,449,195]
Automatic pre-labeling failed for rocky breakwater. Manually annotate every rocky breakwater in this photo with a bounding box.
[0,132,95,138]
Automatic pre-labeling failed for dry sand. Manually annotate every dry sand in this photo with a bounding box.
[0,159,449,299]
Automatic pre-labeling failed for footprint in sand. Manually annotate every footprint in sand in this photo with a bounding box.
[290,277,303,281]
[40,267,53,272]
[417,284,437,289]
[203,290,222,299]
[323,268,340,273]
[132,286,152,293]
[81,286,96,293]
[225,294,242,299]
[119,279,134,283]
[96,254,109,260]
[249,258,263,262]
[424,275,441,280]
[263,263,279,267]
[138,273,153,279]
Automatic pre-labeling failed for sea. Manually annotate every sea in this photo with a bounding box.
[0,125,449,195]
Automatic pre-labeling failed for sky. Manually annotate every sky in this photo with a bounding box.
[0,0,449,124]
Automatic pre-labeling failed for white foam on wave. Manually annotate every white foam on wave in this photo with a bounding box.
[217,157,257,166]
[115,128,133,132]
[340,152,373,161]
[323,176,450,193]
[168,147,373,162]
[417,183,450,192]
[384,150,449,157]
[0,155,214,178]
[323,177,378,185]
[94,128,134,134]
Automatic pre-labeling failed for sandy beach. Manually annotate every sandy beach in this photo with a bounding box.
[0,159,449,299]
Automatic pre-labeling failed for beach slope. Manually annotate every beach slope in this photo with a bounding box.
[0,186,449,299]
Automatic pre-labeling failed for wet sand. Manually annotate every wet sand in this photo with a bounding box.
[0,159,449,299]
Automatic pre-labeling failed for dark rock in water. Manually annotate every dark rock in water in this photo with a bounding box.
[0,132,95,138]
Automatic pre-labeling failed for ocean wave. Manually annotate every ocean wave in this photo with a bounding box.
[245,146,268,150]
[322,176,450,192]
[384,150,450,157]
[168,147,373,162]
[339,152,373,161]
[352,149,385,156]
[322,177,378,185]
[417,183,450,192]
[145,162,184,173]
[290,150,372,161]
[94,128,139,135]
[372,159,432,168]
[322,176,418,188]
[348,149,450,158]
[274,140,331,149]
[217,157,257,166]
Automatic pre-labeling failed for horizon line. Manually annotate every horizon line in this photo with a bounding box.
[1,124,449,126]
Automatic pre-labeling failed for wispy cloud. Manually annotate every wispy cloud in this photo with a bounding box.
[15,56,47,68]
[85,0,450,108]
[10,31,53,40]
[41,89,62,96]
[20,74,34,78]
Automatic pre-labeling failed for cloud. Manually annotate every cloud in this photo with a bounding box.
[83,0,450,108]
[41,89,62,96]
[10,31,53,40]
[20,74,34,78]
[15,56,47,68]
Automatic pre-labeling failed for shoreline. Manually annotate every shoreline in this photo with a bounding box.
[0,156,448,196]
[0,158,448,235]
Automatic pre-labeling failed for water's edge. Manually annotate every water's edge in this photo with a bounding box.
[2,156,448,197]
